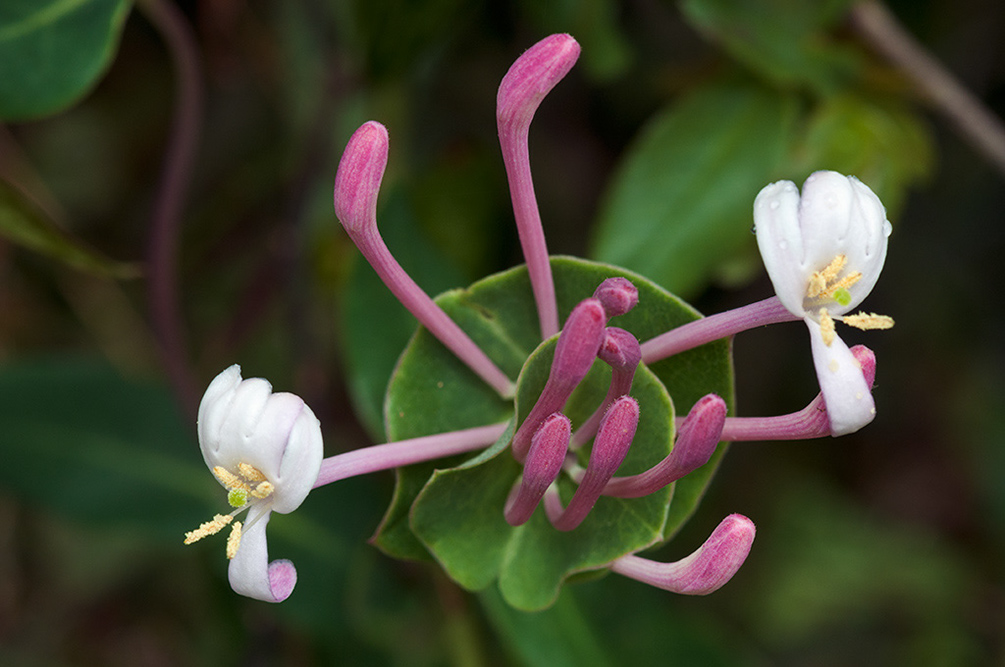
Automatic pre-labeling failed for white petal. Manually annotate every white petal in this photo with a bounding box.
[206,378,274,471]
[754,180,806,317]
[227,503,297,602]
[267,396,323,513]
[798,171,890,314]
[197,365,242,462]
[805,318,875,435]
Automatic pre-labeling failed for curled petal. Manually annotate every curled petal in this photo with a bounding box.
[227,504,297,603]
[610,514,755,595]
[806,319,875,435]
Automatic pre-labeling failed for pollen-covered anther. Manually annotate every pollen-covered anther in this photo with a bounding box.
[823,271,862,299]
[251,481,275,499]
[184,513,233,544]
[807,254,847,297]
[226,521,243,559]
[238,462,268,482]
[840,312,895,330]
[807,254,863,302]
[819,308,836,346]
[213,466,250,491]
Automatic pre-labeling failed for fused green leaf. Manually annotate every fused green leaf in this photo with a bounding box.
[374,257,734,607]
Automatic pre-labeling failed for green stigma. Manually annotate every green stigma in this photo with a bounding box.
[833,287,852,307]
[228,488,249,508]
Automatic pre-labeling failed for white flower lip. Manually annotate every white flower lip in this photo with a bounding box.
[753,171,891,436]
[195,364,324,601]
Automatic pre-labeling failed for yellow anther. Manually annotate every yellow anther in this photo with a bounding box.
[226,521,243,559]
[184,513,233,544]
[823,271,862,297]
[806,272,828,298]
[238,462,267,482]
[213,466,250,491]
[819,308,836,346]
[820,254,847,283]
[250,481,274,499]
[807,255,862,301]
[841,312,895,330]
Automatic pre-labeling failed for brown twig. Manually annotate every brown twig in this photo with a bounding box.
[850,0,1005,178]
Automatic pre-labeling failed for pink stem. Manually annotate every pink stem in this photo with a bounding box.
[313,422,508,488]
[139,0,203,418]
[641,297,797,365]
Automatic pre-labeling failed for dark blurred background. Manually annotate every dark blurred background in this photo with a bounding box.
[1,0,1003,664]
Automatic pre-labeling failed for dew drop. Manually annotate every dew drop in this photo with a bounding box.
[769,199,780,210]
[778,240,788,250]
[825,193,838,208]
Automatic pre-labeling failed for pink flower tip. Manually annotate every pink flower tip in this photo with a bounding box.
[267,559,298,602]
[673,394,727,474]
[597,327,641,372]
[497,34,581,130]
[333,121,389,237]
[593,277,639,318]
[849,344,876,389]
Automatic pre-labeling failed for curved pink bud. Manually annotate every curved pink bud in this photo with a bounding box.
[333,121,388,238]
[610,514,755,595]
[497,34,581,339]
[333,122,514,397]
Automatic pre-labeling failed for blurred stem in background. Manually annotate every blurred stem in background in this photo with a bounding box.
[137,0,203,418]
[851,0,1005,177]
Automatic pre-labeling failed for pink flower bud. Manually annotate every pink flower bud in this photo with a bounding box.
[333,121,388,238]
[505,413,570,526]
[610,514,755,595]
[598,394,725,498]
[549,396,638,531]
[512,298,606,460]
[593,277,639,318]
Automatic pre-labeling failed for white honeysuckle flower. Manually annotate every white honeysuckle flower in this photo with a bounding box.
[754,170,894,436]
[185,365,323,602]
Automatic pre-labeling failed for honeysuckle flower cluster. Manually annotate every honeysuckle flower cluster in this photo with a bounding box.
[185,33,894,607]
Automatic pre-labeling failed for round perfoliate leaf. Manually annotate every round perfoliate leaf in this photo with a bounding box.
[375,256,734,608]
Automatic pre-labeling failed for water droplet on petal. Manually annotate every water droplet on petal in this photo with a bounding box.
[769,200,780,210]
[778,240,787,250]
[883,220,892,237]
[825,193,838,208]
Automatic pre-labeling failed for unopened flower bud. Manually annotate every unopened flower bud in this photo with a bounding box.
[610,514,755,595]
[593,277,639,318]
